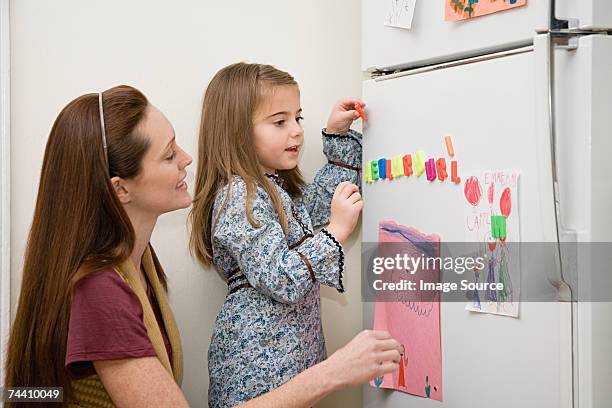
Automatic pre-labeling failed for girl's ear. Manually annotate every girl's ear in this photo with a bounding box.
[110,176,131,204]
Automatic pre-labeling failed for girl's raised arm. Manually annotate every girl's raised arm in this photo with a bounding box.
[299,98,363,227]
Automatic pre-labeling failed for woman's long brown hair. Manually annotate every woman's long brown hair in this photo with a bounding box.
[4,85,165,405]
[189,62,306,267]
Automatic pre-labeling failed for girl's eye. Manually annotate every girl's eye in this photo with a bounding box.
[166,150,176,160]
[296,116,304,123]
[274,120,286,127]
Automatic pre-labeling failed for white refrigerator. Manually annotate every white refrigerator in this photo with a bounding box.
[361,1,612,407]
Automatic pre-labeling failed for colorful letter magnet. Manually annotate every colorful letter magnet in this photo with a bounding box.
[451,160,460,184]
[414,151,425,177]
[378,158,387,179]
[391,156,404,178]
[355,102,367,121]
[403,154,413,176]
[425,158,436,181]
[445,135,455,157]
[371,160,379,181]
[436,158,447,181]
[365,162,373,183]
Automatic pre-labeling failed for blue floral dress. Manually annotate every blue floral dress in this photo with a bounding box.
[207,129,362,407]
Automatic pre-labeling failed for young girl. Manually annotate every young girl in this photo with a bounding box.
[190,63,365,407]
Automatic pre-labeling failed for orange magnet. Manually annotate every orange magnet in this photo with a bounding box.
[386,159,392,180]
[355,102,367,121]
[403,154,413,176]
[445,135,455,157]
[436,158,447,181]
[451,160,461,184]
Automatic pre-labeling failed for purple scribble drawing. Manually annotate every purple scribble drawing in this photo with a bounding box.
[473,270,482,309]
[380,224,439,318]
[486,256,497,302]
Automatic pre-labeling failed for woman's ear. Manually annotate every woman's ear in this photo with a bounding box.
[110,176,131,204]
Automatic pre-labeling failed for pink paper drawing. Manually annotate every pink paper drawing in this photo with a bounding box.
[370,220,443,401]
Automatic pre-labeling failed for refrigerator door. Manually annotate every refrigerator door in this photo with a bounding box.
[362,42,571,407]
[553,34,612,408]
[362,0,550,71]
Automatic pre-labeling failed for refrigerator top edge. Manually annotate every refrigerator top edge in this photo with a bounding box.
[363,0,612,72]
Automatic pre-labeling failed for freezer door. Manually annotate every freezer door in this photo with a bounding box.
[362,0,550,71]
[553,34,612,408]
[556,0,612,30]
[362,45,571,407]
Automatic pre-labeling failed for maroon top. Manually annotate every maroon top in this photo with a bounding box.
[65,269,172,378]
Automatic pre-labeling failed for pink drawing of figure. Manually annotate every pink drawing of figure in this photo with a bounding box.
[398,344,406,388]
[488,181,495,206]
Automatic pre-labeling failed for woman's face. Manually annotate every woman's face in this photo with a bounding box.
[119,105,193,216]
[252,85,304,174]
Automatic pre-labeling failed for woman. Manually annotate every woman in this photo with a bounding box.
[4,85,401,407]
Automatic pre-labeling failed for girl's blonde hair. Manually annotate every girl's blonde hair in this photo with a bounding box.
[190,62,305,266]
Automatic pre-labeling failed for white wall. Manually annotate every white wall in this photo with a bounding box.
[9,0,362,406]
[1,0,11,387]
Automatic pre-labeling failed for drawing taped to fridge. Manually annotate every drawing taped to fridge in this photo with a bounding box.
[371,221,443,401]
[446,0,527,21]
[385,0,417,30]
[463,169,521,317]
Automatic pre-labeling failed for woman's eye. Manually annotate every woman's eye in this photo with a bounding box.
[166,150,176,160]
[296,116,304,123]
[274,120,286,127]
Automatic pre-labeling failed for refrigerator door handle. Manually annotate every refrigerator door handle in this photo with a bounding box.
[534,33,576,408]
[534,33,574,299]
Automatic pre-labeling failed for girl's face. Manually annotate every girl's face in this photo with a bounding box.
[119,105,193,216]
[252,85,304,174]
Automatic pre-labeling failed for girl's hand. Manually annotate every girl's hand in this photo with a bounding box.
[327,181,362,244]
[325,98,366,135]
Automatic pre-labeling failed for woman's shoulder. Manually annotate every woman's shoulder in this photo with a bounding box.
[72,269,139,309]
[74,268,127,290]
[69,268,148,340]
[75,268,123,284]
[67,269,155,377]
